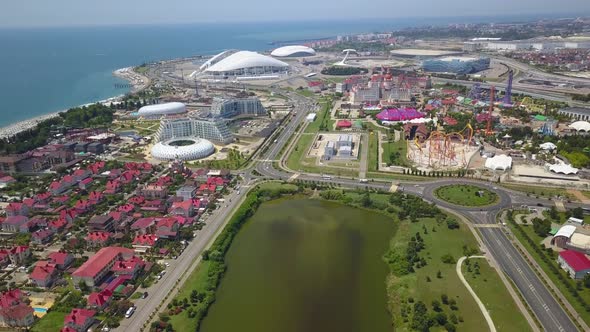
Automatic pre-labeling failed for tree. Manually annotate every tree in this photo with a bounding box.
[441,294,449,305]
[532,217,551,237]
[437,270,442,278]
[432,300,442,312]
[572,207,584,219]
[584,274,590,289]
[361,191,372,208]
[549,206,559,220]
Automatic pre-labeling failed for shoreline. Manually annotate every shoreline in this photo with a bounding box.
[0,67,149,140]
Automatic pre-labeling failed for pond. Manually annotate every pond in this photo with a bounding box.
[200,198,395,332]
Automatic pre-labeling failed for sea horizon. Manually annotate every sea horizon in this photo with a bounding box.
[0,14,588,128]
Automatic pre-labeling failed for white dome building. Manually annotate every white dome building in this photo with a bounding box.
[204,51,289,78]
[540,142,557,151]
[485,154,512,171]
[271,45,316,57]
[151,138,215,161]
[138,102,186,118]
[548,163,579,175]
[569,121,590,132]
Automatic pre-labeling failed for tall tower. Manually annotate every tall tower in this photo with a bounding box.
[486,86,495,135]
[502,70,513,105]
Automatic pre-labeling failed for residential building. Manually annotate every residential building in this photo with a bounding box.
[63,308,96,332]
[30,261,58,288]
[86,232,112,248]
[5,203,29,217]
[0,304,34,328]
[2,216,29,233]
[155,117,234,144]
[48,252,74,269]
[72,247,135,287]
[210,97,267,118]
[169,200,195,218]
[138,185,168,200]
[176,185,197,200]
[88,216,114,233]
[87,290,112,310]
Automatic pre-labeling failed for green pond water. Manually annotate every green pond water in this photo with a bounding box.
[200,198,395,332]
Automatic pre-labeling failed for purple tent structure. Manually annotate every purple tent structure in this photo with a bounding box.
[376,108,425,121]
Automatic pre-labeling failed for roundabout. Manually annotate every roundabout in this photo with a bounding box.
[418,180,511,212]
[434,184,499,207]
[151,137,215,161]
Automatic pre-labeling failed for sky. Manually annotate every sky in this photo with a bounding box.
[2,0,590,27]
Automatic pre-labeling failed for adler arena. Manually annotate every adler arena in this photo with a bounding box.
[151,137,215,161]
[138,102,187,117]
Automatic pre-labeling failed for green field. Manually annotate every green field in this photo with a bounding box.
[31,312,66,332]
[462,257,533,332]
[435,185,499,206]
[501,183,576,201]
[304,101,332,133]
[168,261,213,331]
[382,137,411,167]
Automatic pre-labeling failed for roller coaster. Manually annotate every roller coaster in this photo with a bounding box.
[407,123,476,169]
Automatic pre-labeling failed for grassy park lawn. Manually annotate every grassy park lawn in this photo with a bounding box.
[382,137,411,167]
[501,183,576,201]
[286,134,315,171]
[304,101,331,133]
[295,89,314,97]
[386,215,486,331]
[168,261,213,332]
[462,257,533,332]
[31,312,67,332]
[435,184,498,206]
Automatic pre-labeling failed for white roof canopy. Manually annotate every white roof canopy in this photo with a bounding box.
[485,154,512,171]
[205,51,289,72]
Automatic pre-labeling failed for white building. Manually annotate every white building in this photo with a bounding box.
[324,141,336,160]
[350,85,380,104]
[336,134,353,149]
[210,97,267,118]
[156,117,233,144]
[271,45,316,57]
[306,113,317,122]
[138,102,187,118]
[485,154,512,171]
[203,51,289,79]
[151,138,215,161]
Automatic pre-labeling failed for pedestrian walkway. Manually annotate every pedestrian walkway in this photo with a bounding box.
[554,200,566,212]
[389,183,398,192]
[288,173,300,182]
[456,256,496,332]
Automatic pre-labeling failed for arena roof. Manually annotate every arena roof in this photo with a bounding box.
[271,45,316,57]
[554,225,577,239]
[151,138,215,161]
[138,102,186,117]
[484,154,512,171]
[569,233,590,250]
[569,121,590,132]
[438,56,479,62]
[204,51,289,73]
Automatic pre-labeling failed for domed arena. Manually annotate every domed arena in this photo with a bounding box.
[138,102,187,117]
[271,45,316,57]
[151,138,215,161]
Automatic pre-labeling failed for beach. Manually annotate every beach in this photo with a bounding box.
[0,68,149,140]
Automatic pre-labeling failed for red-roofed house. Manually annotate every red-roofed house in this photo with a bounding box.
[0,246,30,266]
[31,229,55,245]
[558,250,590,279]
[49,175,77,195]
[0,176,16,186]
[169,200,195,218]
[132,234,158,249]
[111,256,145,278]
[1,216,29,233]
[141,200,166,213]
[30,261,58,288]
[78,178,93,190]
[86,232,112,248]
[60,209,77,223]
[131,218,156,234]
[63,308,96,332]
[88,191,104,205]
[87,289,112,310]
[0,303,34,328]
[104,180,122,195]
[5,203,29,217]
[72,169,91,182]
[336,120,352,129]
[73,200,91,214]
[155,218,179,239]
[72,247,135,287]
[128,196,145,205]
[87,161,105,174]
[48,252,74,269]
[48,218,68,233]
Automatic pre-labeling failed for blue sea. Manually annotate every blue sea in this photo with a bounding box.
[0,15,576,127]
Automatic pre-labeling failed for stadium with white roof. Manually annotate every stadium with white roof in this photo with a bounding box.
[200,50,289,79]
[138,102,187,118]
[151,138,215,161]
[271,45,316,57]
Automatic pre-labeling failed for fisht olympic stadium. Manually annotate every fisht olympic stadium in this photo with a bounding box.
[200,50,289,79]
[422,56,490,74]
[151,138,215,161]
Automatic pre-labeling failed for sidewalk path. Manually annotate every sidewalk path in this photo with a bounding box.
[457,256,497,332]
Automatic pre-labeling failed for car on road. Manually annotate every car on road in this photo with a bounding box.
[125,306,136,318]
[141,292,148,299]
